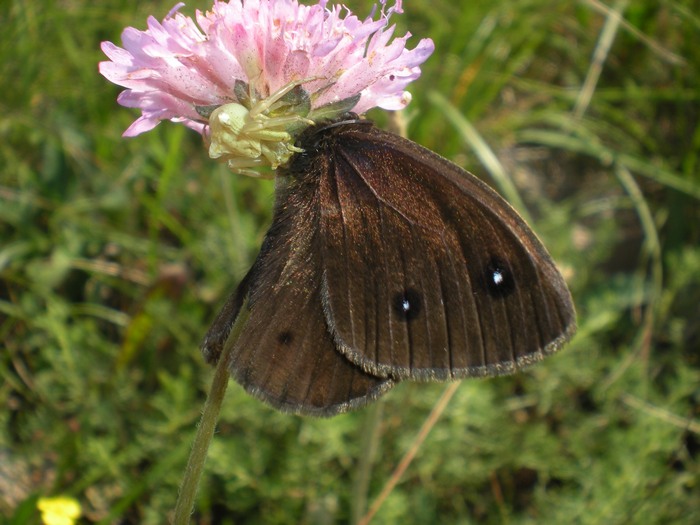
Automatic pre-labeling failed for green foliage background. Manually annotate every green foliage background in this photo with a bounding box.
[1,0,698,523]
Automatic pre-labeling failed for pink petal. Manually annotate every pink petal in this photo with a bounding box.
[100,0,434,137]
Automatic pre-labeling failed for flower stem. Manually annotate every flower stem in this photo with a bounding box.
[172,310,248,524]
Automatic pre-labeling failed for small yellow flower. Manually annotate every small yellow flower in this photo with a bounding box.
[37,496,81,525]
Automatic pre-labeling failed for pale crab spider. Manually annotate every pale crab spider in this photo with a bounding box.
[205,78,321,177]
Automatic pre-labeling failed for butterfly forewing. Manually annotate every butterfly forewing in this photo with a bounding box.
[319,154,465,378]
[315,123,575,380]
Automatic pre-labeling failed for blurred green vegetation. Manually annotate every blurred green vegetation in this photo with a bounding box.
[1,0,698,523]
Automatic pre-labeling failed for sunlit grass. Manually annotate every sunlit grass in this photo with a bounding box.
[1,0,698,523]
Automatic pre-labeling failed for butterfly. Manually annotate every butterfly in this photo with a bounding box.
[201,115,576,416]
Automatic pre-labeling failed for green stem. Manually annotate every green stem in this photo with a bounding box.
[172,310,248,524]
[351,402,384,524]
[358,382,461,525]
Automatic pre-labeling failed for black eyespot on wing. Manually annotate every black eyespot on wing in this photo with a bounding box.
[484,257,516,298]
[277,331,294,346]
[392,288,423,322]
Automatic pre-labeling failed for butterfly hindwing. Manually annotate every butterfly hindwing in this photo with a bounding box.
[314,122,576,380]
[201,176,393,416]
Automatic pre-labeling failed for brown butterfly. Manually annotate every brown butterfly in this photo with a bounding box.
[201,116,576,416]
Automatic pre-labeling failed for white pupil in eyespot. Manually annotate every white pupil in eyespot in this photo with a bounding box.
[493,270,504,286]
[402,299,411,311]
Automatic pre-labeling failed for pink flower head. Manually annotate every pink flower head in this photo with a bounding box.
[99,0,434,173]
